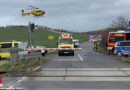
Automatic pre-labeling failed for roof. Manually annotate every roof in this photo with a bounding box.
[59,33,72,39]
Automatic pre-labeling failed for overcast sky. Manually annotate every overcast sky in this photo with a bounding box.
[0,0,130,32]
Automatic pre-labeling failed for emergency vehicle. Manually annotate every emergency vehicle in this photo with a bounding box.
[58,33,74,56]
[114,41,130,56]
[107,30,130,53]
[0,41,21,60]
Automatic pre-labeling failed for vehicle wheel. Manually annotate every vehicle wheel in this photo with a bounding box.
[117,51,123,57]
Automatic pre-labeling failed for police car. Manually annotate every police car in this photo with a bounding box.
[114,41,130,56]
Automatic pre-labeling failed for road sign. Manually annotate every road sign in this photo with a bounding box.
[89,34,92,38]
[48,35,54,40]
[126,21,130,30]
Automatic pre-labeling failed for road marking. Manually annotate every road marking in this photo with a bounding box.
[7,77,26,90]
[65,77,130,81]
[33,66,41,71]
[6,87,22,90]
[56,59,80,61]
[96,53,100,55]
[78,53,84,61]
[19,77,130,82]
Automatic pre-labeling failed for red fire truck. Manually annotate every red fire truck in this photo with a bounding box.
[107,30,130,53]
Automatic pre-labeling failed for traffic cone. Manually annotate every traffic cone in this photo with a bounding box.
[0,77,4,88]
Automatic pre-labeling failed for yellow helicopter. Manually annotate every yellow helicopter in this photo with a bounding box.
[21,6,45,17]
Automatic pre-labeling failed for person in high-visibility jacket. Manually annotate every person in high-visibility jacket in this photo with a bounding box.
[94,41,98,51]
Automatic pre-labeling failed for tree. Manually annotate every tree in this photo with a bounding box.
[109,16,128,28]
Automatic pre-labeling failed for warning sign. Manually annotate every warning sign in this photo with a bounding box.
[48,35,54,40]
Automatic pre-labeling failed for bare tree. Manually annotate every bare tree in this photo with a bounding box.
[109,16,128,28]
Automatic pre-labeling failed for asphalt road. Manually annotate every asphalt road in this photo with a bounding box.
[3,42,130,90]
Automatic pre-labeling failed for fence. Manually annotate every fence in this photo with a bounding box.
[0,47,41,66]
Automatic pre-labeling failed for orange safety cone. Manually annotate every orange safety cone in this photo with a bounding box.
[0,77,4,88]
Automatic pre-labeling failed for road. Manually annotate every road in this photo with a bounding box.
[2,42,130,90]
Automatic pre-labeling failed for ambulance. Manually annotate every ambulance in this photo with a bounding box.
[58,33,74,56]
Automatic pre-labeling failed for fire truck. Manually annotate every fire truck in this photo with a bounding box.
[107,30,130,53]
[58,33,74,56]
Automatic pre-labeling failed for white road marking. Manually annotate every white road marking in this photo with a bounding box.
[22,77,27,80]
[56,59,80,61]
[7,86,14,90]
[65,77,130,81]
[96,53,100,55]
[7,77,26,90]
[33,66,41,71]
[21,77,130,81]
[78,53,84,61]
[6,87,22,90]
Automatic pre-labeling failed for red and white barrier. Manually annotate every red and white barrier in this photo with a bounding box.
[0,78,4,88]
[24,48,82,51]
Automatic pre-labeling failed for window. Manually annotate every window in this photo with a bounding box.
[0,43,12,48]
[36,10,42,13]
[117,42,125,46]
[124,42,130,46]
[59,39,72,44]
[14,43,18,47]
[109,36,125,43]
[117,42,130,46]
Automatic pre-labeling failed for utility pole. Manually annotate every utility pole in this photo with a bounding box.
[28,22,32,47]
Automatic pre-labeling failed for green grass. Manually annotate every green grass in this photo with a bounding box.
[0,57,49,77]
[0,27,90,47]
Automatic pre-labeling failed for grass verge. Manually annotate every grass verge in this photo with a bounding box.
[0,57,49,77]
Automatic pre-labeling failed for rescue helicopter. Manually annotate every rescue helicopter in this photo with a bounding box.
[21,5,45,17]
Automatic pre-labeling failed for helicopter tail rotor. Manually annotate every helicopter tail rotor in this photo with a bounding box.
[21,10,27,17]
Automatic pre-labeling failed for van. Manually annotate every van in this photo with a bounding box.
[0,41,21,60]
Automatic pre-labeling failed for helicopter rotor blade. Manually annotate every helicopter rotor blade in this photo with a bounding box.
[28,5,38,9]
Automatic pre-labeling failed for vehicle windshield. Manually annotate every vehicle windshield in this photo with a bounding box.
[36,10,43,13]
[109,36,125,43]
[117,42,130,46]
[73,41,79,43]
[59,39,72,45]
[14,43,18,47]
[0,43,12,48]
